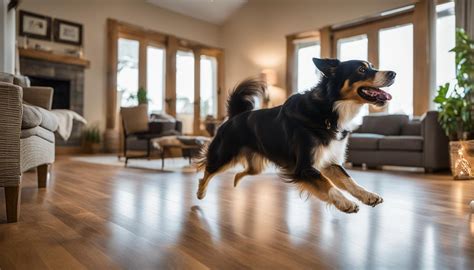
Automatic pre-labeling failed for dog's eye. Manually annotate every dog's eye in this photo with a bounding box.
[358,66,367,73]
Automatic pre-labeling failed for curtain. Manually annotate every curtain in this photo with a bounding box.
[455,0,474,37]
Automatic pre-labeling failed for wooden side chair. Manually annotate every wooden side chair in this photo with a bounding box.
[120,105,159,166]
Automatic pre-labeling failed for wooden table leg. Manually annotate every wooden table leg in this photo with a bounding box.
[5,185,21,223]
[37,164,49,188]
[161,147,165,170]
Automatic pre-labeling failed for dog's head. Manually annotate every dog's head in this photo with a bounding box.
[313,58,396,107]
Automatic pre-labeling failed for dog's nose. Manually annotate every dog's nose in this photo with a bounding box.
[387,71,396,80]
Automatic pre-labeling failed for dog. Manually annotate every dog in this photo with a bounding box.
[195,58,396,213]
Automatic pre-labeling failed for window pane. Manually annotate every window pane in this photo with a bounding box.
[200,55,218,119]
[379,24,414,115]
[296,42,320,92]
[147,46,166,114]
[436,2,456,87]
[117,38,139,107]
[337,34,369,124]
[337,35,368,61]
[176,50,195,134]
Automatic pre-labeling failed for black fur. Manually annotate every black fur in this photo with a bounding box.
[200,58,395,186]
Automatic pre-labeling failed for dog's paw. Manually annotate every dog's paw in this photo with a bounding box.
[358,191,384,207]
[196,189,206,200]
[329,188,359,214]
[196,178,207,200]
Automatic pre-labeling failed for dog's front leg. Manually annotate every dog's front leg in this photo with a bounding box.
[322,165,383,207]
[293,167,359,214]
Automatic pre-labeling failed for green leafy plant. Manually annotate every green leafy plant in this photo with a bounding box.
[82,125,101,144]
[434,29,474,141]
[127,87,148,105]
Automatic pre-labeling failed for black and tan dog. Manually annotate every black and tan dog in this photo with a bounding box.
[195,58,396,213]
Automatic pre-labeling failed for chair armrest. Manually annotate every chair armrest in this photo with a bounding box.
[22,86,54,110]
[0,82,22,185]
[421,111,450,170]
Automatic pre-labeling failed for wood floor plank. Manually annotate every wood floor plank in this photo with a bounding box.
[0,157,473,269]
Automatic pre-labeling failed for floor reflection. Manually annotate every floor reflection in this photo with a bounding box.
[106,168,473,269]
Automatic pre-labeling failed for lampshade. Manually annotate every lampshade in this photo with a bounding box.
[261,69,277,86]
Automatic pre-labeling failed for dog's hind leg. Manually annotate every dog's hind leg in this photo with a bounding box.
[197,144,240,200]
[322,165,383,207]
[234,153,266,187]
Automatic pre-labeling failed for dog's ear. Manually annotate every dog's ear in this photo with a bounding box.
[312,58,340,77]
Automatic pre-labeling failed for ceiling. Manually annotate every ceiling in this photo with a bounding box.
[147,0,248,25]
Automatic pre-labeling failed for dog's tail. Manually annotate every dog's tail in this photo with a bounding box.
[227,78,267,118]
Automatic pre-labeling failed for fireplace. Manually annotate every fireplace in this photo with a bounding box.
[28,76,71,110]
[19,56,85,146]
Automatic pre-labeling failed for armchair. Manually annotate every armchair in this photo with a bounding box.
[0,73,58,222]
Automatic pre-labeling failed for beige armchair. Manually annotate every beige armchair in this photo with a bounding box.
[0,73,58,223]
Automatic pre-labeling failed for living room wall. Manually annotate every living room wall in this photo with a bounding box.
[220,0,416,91]
[18,0,220,130]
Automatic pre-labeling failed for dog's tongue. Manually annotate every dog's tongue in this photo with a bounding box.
[363,88,392,101]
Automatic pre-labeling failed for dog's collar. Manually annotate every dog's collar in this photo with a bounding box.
[324,119,332,130]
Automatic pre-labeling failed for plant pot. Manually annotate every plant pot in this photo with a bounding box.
[449,140,474,180]
[83,142,101,154]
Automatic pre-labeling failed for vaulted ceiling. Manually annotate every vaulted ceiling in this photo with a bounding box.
[147,0,248,25]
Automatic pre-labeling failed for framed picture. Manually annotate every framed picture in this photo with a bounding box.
[54,19,83,46]
[19,10,52,40]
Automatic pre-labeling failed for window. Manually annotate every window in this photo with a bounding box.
[436,2,456,88]
[146,46,166,114]
[296,42,321,92]
[200,55,218,119]
[176,50,195,134]
[379,24,414,115]
[337,35,368,61]
[117,38,139,107]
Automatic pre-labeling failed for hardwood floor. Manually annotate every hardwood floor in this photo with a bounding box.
[0,157,473,269]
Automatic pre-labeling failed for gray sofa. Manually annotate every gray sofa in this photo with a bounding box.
[0,73,58,222]
[347,111,449,171]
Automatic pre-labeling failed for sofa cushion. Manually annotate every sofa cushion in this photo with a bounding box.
[378,136,423,151]
[13,75,31,88]
[22,104,59,132]
[348,133,385,150]
[37,107,59,132]
[401,120,421,135]
[22,104,42,129]
[355,114,409,136]
[21,126,55,143]
[0,72,14,84]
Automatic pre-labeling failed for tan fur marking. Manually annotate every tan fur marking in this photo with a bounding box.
[234,153,267,187]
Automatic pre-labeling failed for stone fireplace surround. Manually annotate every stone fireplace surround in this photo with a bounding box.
[19,57,85,146]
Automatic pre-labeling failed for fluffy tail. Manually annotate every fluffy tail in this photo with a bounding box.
[227,78,267,118]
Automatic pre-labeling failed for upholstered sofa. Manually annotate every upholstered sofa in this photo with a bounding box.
[347,111,450,172]
[0,73,58,222]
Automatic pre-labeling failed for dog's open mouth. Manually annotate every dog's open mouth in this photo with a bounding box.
[358,87,392,106]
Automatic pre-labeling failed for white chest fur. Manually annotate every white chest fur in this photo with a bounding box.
[313,100,364,170]
[313,136,348,170]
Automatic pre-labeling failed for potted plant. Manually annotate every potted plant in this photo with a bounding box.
[434,28,474,179]
[82,125,102,154]
[128,87,149,105]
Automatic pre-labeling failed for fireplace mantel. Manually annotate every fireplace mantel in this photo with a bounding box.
[19,48,90,68]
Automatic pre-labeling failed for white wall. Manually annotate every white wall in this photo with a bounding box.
[0,0,15,73]
[220,0,416,91]
[19,0,220,130]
